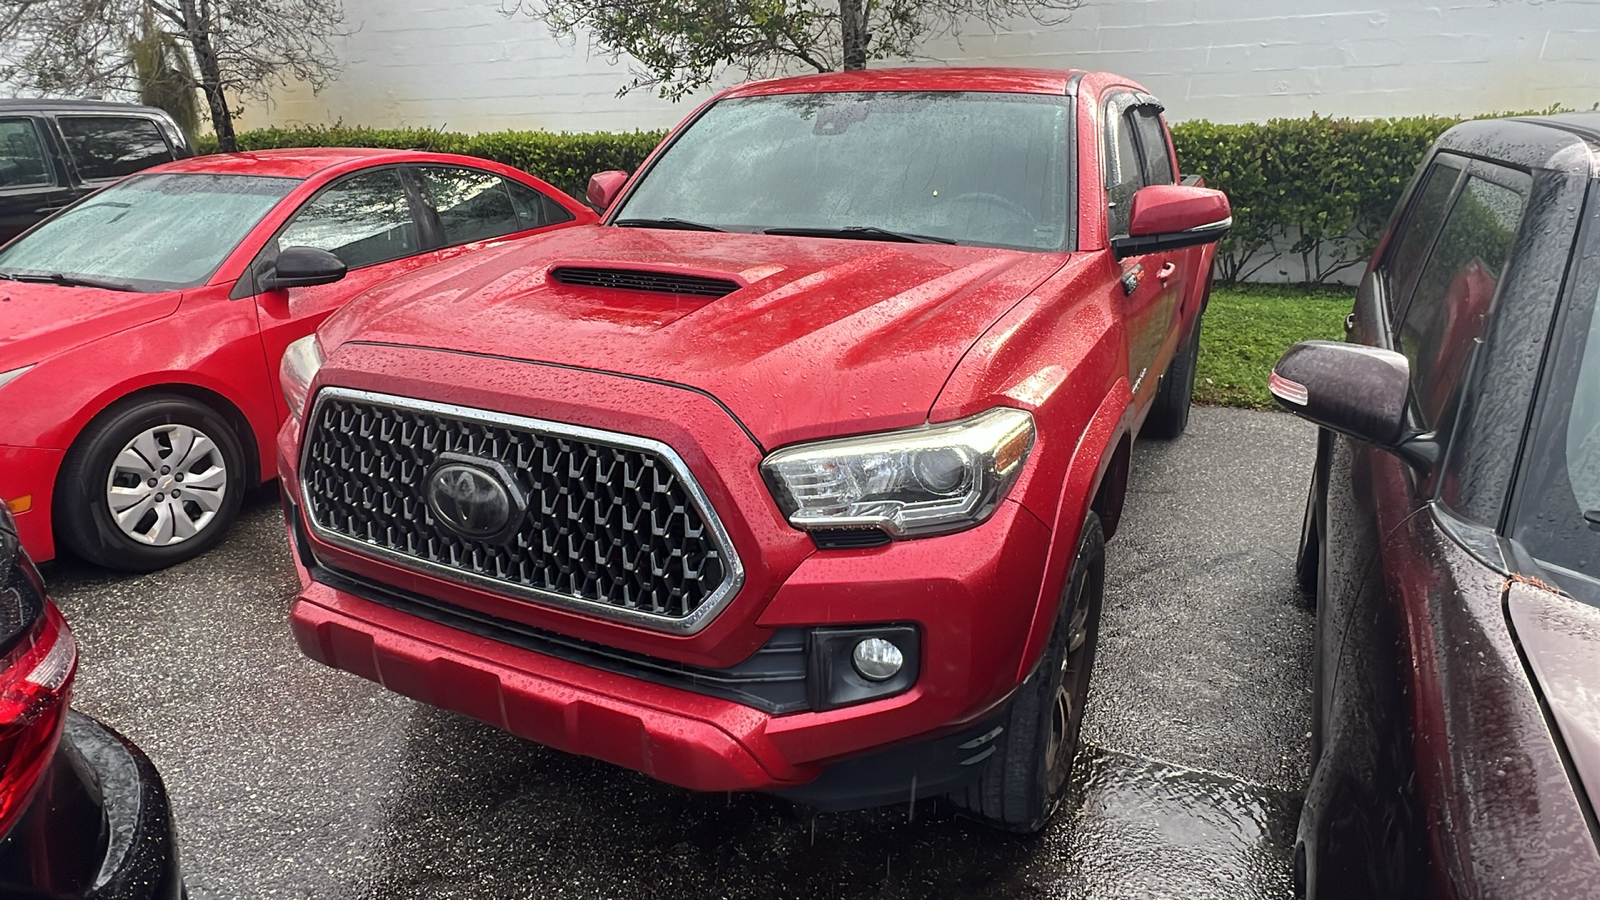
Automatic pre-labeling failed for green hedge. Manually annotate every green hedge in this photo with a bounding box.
[1170,115,1458,284]
[199,126,665,200]
[209,111,1558,285]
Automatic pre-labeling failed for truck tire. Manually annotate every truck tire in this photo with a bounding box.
[1141,312,1202,439]
[949,513,1105,832]
[55,394,246,572]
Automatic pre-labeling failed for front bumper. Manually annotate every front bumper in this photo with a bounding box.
[0,446,63,563]
[279,345,1059,807]
[0,712,183,900]
[286,489,1051,803]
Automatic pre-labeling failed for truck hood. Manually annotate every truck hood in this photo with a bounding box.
[319,225,1069,447]
[1507,580,1600,830]
[0,280,182,371]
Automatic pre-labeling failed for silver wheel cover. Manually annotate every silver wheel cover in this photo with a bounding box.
[105,423,228,546]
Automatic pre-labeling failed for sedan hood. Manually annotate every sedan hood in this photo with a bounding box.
[1507,579,1600,827]
[319,225,1068,447]
[0,280,182,371]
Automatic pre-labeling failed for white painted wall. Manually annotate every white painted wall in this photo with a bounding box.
[242,0,1600,133]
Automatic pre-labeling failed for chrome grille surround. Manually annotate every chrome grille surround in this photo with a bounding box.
[299,387,745,635]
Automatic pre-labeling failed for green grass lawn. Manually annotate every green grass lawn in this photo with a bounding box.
[1195,284,1354,409]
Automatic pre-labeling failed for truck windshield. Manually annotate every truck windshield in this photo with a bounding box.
[615,91,1073,252]
[0,172,296,291]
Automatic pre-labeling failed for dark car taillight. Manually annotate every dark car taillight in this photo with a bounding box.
[0,506,76,840]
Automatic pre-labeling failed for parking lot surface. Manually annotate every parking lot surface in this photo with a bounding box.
[48,406,1314,899]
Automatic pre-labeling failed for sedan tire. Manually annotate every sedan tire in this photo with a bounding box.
[56,394,246,572]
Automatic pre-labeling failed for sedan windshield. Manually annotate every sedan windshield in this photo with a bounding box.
[0,173,297,291]
[615,91,1073,252]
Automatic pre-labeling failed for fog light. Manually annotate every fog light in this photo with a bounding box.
[852,638,904,681]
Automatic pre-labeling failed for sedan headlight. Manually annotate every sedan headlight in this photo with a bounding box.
[761,408,1035,539]
[279,335,324,420]
[0,365,34,391]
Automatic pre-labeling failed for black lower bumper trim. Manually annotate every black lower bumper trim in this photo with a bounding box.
[775,710,1009,812]
[0,711,183,900]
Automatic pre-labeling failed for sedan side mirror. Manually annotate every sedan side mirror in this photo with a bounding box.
[1270,340,1438,469]
[586,170,630,211]
[261,246,347,292]
[1111,185,1232,260]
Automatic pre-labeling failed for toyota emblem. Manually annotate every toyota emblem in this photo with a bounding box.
[427,462,515,539]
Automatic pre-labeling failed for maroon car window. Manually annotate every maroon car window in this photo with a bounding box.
[1398,173,1527,431]
[0,119,51,189]
[1514,240,1600,591]
[278,168,421,270]
[55,116,174,181]
[1383,158,1462,320]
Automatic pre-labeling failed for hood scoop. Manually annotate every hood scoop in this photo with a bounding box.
[549,265,741,298]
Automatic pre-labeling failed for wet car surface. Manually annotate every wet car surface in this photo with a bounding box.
[46,406,1312,899]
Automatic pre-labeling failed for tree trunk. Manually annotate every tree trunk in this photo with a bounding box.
[178,0,235,151]
[839,0,867,70]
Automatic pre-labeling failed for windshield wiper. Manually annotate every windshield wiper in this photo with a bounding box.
[613,217,726,233]
[0,270,135,291]
[762,225,957,245]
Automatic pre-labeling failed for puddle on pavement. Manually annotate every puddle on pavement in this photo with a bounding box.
[348,710,1301,900]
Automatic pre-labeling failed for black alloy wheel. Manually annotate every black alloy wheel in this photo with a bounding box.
[950,512,1106,832]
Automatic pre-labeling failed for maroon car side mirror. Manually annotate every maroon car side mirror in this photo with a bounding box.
[1111,185,1232,260]
[586,170,630,211]
[1270,340,1439,469]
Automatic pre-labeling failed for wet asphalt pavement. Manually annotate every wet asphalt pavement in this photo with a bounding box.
[46,406,1314,900]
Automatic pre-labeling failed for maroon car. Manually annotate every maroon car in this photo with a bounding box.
[1272,114,1600,897]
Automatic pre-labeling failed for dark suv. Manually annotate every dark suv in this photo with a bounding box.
[1272,113,1600,897]
[0,99,193,244]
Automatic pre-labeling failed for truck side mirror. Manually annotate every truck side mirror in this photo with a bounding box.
[586,170,630,211]
[260,246,347,292]
[1111,185,1232,260]
[1270,340,1439,469]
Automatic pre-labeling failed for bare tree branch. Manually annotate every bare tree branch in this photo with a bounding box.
[0,0,346,151]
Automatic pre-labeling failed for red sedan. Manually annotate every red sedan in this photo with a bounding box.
[0,148,596,571]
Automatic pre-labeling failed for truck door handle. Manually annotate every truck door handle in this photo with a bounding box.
[1156,262,1177,282]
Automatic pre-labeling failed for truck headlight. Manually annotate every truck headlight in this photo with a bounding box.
[279,335,324,420]
[761,408,1035,539]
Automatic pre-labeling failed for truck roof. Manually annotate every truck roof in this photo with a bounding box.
[723,67,1092,99]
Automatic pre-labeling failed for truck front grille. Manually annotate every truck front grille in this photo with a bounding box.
[299,388,744,634]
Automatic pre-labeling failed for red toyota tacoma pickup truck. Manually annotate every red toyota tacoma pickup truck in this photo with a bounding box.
[275,68,1228,832]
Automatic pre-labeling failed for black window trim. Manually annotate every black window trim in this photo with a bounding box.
[413,163,573,252]
[49,111,179,184]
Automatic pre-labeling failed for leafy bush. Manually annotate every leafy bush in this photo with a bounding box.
[198,125,666,199]
[1171,115,1458,285]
